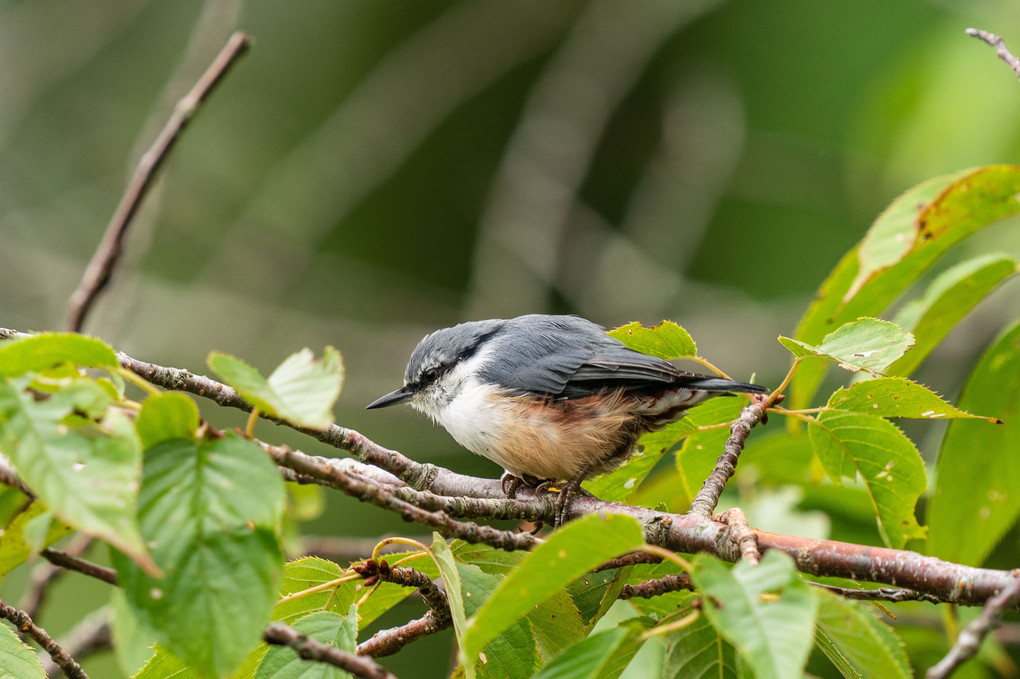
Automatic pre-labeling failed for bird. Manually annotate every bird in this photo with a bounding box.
[367,314,767,526]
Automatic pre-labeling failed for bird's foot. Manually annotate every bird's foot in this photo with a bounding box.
[501,472,524,499]
[542,470,592,528]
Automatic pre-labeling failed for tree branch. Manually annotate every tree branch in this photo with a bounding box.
[966,28,1020,82]
[927,571,1020,679]
[0,598,87,679]
[353,560,453,658]
[65,31,251,333]
[688,393,770,517]
[264,622,398,679]
[41,548,118,586]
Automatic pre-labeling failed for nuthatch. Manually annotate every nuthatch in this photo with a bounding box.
[367,314,766,525]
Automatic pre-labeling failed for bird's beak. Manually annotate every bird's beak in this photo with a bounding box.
[366,385,414,409]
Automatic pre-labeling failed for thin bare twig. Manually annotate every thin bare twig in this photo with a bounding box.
[0,598,87,679]
[688,393,771,517]
[810,582,943,605]
[966,28,1020,82]
[41,548,118,586]
[264,622,398,679]
[65,31,251,333]
[927,571,1020,679]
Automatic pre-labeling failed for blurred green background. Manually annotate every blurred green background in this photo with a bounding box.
[2,0,1020,676]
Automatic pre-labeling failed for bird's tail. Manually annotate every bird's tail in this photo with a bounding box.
[681,376,768,394]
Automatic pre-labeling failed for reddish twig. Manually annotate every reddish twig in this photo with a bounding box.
[264,622,398,679]
[353,560,453,657]
[65,31,251,333]
[966,28,1020,82]
[0,597,87,679]
[927,571,1020,679]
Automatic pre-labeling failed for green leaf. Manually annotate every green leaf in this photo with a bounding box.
[827,377,992,421]
[136,392,200,449]
[928,321,1020,567]
[114,433,286,679]
[662,601,739,679]
[0,378,151,570]
[568,567,633,634]
[459,563,540,679]
[607,321,697,359]
[792,165,1020,410]
[0,333,117,377]
[254,608,358,679]
[693,551,818,679]
[461,514,645,670]
[110,590,158,677]
[273,557,356,625]
[889,254,1018,376]
[0,502,73,576]
[780,318,915,376]
[0,622,46,679]
[808,411,927,548]
[534,618,652,679]
[208,347,344,431]
[133,645,194,679]
[814,590,911,679]
[432,535,473,678]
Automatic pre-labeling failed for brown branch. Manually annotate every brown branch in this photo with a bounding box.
[264,622,398,679]
[927,571,1020,679]
[65,31,251,333]
[716,507,760,566]
[619,573,694,599]
[0,598,87,679]
[966,28,1020,82]
[357,611,450,658]
[353,560,453,658]
[811,583,943,605]
[688,394,770,517]
[42,548,118,586]
[266,444,537,552]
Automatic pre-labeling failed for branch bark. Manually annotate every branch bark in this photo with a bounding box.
[0,598,88,679]
[966,28,1020,82]
[264,622,398,679]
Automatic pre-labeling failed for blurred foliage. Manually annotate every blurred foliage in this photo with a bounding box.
[1,0,1020,676]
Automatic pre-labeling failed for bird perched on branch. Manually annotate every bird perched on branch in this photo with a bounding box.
[367,314,766,526]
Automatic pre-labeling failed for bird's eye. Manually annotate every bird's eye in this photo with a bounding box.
[422,368,440,384]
